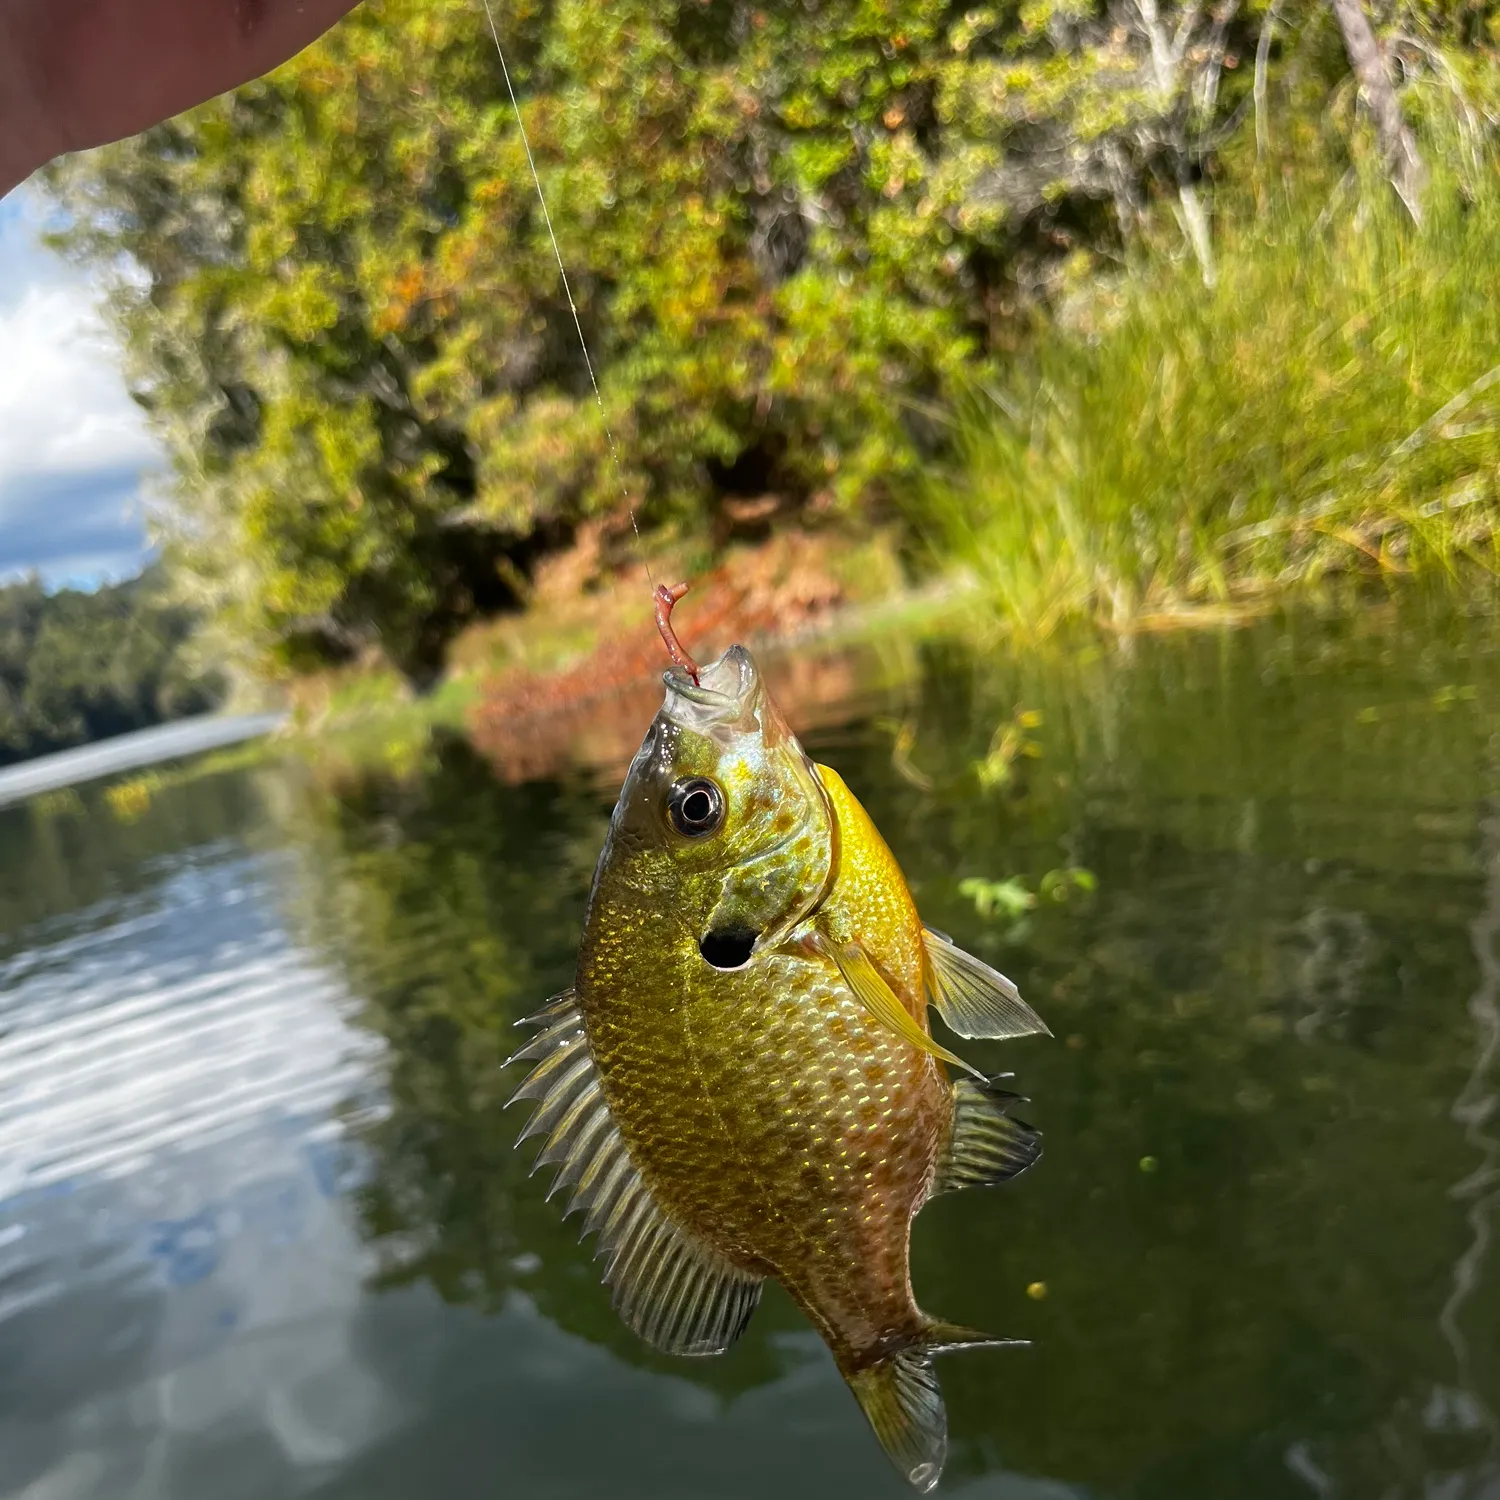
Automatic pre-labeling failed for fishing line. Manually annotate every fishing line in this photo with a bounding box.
[477,0,652,586]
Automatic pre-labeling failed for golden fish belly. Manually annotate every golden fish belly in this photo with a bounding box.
[580,932,949,1367]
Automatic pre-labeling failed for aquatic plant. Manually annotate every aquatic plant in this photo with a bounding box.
[959,875,1036,922]
[972,707,1043,791]
[928,110,1500,633]
[105,773,163,823]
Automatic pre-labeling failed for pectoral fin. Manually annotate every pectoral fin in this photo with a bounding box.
[507,993,762,1355]
[922,927,1051,1040]
[815,934,983,1079]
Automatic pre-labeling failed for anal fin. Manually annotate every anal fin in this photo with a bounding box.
[932,1075,1042,1194]
[846,1348,946,1493]
[844,1323,1026,1492]
[507,992,763,1356]
[923,926,1051,1040]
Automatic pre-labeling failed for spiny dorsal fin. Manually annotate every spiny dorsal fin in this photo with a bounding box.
[932,1075,1042,1194]
[922,927,1051,1040]
[813,933,983,1079]
[507,993,762,1356]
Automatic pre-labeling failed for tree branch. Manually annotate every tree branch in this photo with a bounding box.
[1254,1,1281,159]
[1327,0,1426,223]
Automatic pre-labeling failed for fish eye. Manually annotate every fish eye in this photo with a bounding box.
[667,777,725,838]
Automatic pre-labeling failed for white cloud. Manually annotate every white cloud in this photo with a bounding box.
[0,188,160,586]
[0,280,157,475]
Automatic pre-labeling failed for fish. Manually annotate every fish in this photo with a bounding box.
[508,600,1049,1491]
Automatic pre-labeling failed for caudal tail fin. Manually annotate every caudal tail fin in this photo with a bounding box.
[843,1321,1025,1492]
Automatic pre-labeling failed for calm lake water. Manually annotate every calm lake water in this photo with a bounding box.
[3,602,1499,1500]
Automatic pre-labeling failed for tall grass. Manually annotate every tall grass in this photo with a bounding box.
[928,123,1500,635]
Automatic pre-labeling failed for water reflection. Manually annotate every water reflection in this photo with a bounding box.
[1414,801,1500,1498]
[3,605,1500,1498]
[0,806,387,1500]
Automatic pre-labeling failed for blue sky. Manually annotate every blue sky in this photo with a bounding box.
[0,188,159,588]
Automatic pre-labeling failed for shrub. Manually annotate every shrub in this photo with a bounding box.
[44,0,1261,677]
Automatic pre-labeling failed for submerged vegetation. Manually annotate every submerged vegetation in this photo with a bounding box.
[31,0,1500,696]
[257,600,1500,1489]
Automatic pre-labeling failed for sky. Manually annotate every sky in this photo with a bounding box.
[0,187,159,588]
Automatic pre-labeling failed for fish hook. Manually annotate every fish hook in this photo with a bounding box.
[654,582,701,685]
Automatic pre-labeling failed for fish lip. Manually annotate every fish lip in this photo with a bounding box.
[661,646,760,732]
[662,645,753,706]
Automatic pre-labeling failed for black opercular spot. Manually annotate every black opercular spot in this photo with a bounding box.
[668,777,726,838]
[699,926,758,970]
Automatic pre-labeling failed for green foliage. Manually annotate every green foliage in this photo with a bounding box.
[958,872,1036,918]
[0,565,224,766]
[958,866,1095,940]
[928,111,1500,632]
[972,703,1043,788]
[42,0,1263,679]
[104,773,164,823]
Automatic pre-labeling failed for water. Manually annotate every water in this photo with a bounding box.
[2,602,1498,1500]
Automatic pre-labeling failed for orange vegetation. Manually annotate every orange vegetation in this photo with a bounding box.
[466,533,883,783]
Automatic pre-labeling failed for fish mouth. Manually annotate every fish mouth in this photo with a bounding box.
[662,646,764,736]
[664,644,754,705]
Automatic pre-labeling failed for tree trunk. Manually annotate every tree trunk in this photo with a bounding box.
[1173,175,1218,288]
[1328,0,1426,223]
[1135,0,1220,287]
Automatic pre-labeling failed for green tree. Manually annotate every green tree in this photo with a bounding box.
[0,565,223,765]
[43,0,1269,681]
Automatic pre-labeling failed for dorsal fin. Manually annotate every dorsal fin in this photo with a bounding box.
[922,927,1051,1040]
[507,993,763,1355]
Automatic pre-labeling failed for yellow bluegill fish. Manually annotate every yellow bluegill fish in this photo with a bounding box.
[509,641,1049,1490]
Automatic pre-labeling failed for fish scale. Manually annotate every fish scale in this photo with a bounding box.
[593,942,945,1353]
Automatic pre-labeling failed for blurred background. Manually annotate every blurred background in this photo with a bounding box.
[1,0,1499,1496]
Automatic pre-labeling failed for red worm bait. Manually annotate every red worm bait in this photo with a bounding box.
[654,581,701,685]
